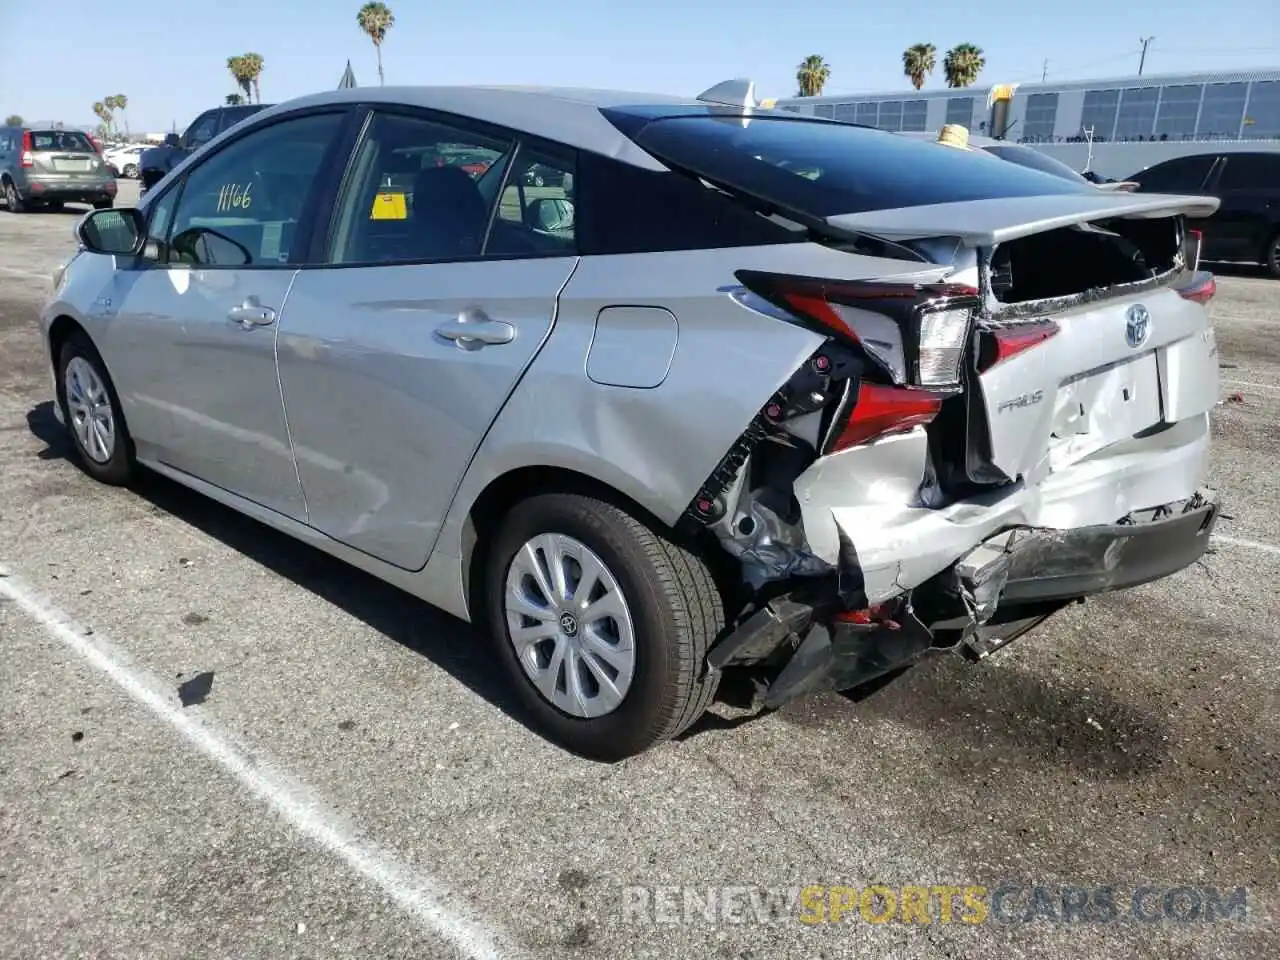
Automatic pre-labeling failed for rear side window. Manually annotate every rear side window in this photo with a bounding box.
[30,130,94,152]
[1130,155,1215,192]
[1217,154,1279,190]
[615,114,1093,219]
[575,150,802,255]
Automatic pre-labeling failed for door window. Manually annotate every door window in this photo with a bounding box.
[1131,155,1216,192]
[1216,154,1279,191]
[184,111,220,150]
[327,111,513,264]
[488,147,577,256]
[160,112,345,267]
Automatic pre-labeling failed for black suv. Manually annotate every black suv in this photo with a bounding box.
[139,104,271,196]
[1128,151,1280,276]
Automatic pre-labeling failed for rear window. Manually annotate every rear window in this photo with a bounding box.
[621,115,1094,217]
[983,145,1088,184]
[30,130,95,152]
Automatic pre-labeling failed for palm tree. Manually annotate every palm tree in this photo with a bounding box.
[902,43,937,91]
[92,101,111,135]
[226,93,246,106]
[357,3,395,86]
[227,56,254,102]
[4,114,22,127]
[105,94,128,135]
[795,55,831,97]
[241,53,265,103]
[943,43,986,88]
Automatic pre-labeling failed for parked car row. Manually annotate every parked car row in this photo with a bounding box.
[45,80,1223,758]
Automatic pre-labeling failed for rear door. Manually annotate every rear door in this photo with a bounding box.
[1208,154,1279,261]
[276,108,580,570]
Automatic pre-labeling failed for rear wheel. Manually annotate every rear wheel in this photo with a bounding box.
[4,180,25,213]
[122,163,138,179]
[1265,231,1280,278]
[56,331,135,485]
[484,493,724,761]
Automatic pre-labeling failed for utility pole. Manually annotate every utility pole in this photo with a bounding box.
[1138,36,1155,75]
[1042,59,1049,82]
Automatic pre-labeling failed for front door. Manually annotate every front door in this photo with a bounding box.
[277,109,581,569]
[107,109,350,518]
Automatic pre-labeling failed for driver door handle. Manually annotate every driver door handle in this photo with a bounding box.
[227,297,276,329]
[435,315,515,348]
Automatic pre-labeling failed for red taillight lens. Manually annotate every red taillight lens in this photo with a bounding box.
[736,271,979,391]
[830,383,943,452]
[20,130,33,167]
[1176,271,1216,304]
[977,320,1060,372]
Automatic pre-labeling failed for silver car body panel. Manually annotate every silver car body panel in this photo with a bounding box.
[41,85,1221,634]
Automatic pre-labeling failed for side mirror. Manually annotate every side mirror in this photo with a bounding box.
[163,133,181,148]
[528,196,575,233]
[77,208,146,257]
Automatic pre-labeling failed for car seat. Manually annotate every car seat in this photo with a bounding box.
[409,165,490,258]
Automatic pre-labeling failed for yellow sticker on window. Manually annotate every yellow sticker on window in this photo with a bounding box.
[370,192,407,220]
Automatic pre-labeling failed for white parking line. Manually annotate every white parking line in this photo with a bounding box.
[1213,534,1280,557]
[0,568,510,960]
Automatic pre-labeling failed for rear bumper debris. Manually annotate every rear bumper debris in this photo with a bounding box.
[706,487,1220,709]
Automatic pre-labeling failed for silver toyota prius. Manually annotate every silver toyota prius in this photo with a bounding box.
[42,81,1223,760]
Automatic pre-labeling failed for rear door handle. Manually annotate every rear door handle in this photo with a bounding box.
[227,297,276,329]
[435,315,515,348]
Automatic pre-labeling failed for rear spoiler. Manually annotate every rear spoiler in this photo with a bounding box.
[825,192,1221,248]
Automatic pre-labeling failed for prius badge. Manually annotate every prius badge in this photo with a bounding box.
[1125,304,1151,349]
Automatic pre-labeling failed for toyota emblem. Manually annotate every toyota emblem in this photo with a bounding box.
[1125,304,1151,349]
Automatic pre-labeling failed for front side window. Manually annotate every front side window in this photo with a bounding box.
[184,111,220,150]
[161,111,344,267]
[327,111,513,264]
[1131,155,1215,192]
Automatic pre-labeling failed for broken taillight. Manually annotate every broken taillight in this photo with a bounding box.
[1175,271,1216,305]
[829,383,943,452]
[977,319,1061,372]
[735,271,979,392]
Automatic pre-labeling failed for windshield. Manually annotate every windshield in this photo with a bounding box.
[624,115,1094,218]
[983,144,1088,184]
[31,130,95,152]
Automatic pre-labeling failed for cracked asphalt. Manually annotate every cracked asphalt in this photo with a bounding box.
[2,183,1277,959]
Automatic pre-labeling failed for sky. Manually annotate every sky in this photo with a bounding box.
[2,0,1277,133]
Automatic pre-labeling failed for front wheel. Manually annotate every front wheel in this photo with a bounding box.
[484,493,724,761]
[57,331,135,485]
[122,163,138,179]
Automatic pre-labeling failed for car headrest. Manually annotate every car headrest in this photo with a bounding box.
[410,166,489,256]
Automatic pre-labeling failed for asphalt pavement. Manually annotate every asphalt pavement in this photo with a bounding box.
[1,183,1277,959]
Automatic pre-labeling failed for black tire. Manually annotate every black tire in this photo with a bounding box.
[56,331,135,485]
[93,198,114,210]
[122,163,138,179]
[44,200,64,212]
[484,493,724,761]
[4,180,25,213]
[1265,231,1280,279]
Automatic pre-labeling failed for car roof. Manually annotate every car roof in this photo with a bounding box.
[240,85,728,171]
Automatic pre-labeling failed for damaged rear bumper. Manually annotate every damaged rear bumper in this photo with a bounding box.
[707,487,1219,708]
